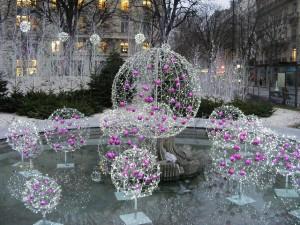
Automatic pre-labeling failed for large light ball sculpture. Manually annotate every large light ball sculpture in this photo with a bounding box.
[44,108,89,168]
[207,105,245,141]
[99,106,159,175]
[22,175,62,225]
[6,119,41,168]
[210,115,273,205]
[111,44,201,138]
[111,147,160,224]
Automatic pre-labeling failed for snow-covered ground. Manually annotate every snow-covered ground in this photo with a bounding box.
[0,107,299,139]
[261,108,300,128]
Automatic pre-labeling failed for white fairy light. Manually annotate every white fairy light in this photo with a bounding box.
[57,32,69,42]
[111,147,160,198]
[6,119,41,160]
[22,175,61,216]
[206,105,245,141]
[44,108,89,153]
[20,21,31,33]
[90,33,101,45]
[135,33,146,45]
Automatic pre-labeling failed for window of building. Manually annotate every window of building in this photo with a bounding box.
[28,59,37,75]
[76,41,85,50]
[120,41,128,53]
[50,0,57,8]
[17,0,36,7]
[143,0,151,7]
[120,0,129,12]
[121,17,129,33]
[78,0,84,6]
[98,0,106,9]
[16,15,29,27]
[78,16,86,32]
[292,48,297,62]
[99,41,108,53]
[51,41,60,53]
[16,59,37,76]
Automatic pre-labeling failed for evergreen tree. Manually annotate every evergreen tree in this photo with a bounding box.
[88,51,124,110]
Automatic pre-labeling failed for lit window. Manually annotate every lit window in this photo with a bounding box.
[120,41,128,53]
[78,0,84,6]
[143,0,151,7]
[99,41,108,53]
[17,0,36,7]
[16,15,29,27]
[99,0,106,9]
[292,48,297,62]
[143,42,150,49]
[16,60,23,76]
[28,60,37,75]
[78,16,86,32]
[50,0,56,8]
[76,41,85,50]
[120,0,129,11]
[51,41,60,53]
[16,59,37,76]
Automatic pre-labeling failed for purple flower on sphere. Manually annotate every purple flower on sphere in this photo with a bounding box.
[219,160,226,167]
[245,159,252,166]
[144,96,154,103]
[252,137,261,145]
[239,131,247,142]
[147,64,154,70]
[239,170,246,176]
[119,101,126,107]
[154,79,161,86]
[233,145,241,151]
[132,69,140,77]
[168,88,176,93]
[228,168,235,175]
[40,199,48,206]
[105,151,118,160]
[175,102,181,109]
[188,92,193,97]
[163,64,170,73]
[142,84,150,91]
[67,137,76,146]
[123,129,129,137]
[73,114,80,119]
[169,98,176,104]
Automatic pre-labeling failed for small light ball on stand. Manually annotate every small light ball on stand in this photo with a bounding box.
[57,32,69,42]
[20,21,31,33]
[90,33,101,45]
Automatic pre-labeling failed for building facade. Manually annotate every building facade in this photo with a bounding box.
[0,0,151,84]
[254,0,300,106]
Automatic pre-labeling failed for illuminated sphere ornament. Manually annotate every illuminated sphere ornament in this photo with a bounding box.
[210,116,272,184]
[135,33,146,44]
[6,119,41,159]
[207,105,245,140]
[111,147,160,198]
[112,44,201,138]
[44,108,89,152]
[20,21,31,33]
[58,32,69,42]
[22,175,61,216]
[271,136,300,174]
[90,33,101,45]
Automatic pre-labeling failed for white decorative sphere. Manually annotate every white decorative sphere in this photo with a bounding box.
[207,105,245,140]
[22,175,61,215]
[210,116,274,184]
[112,46,201,138]
[44,108,89,152]
[20,21,31,33]
[111,147,160,198]
[58,32,69,42]
[90,33,101,45]
[135,33,146,44]
[6,119,41,159]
